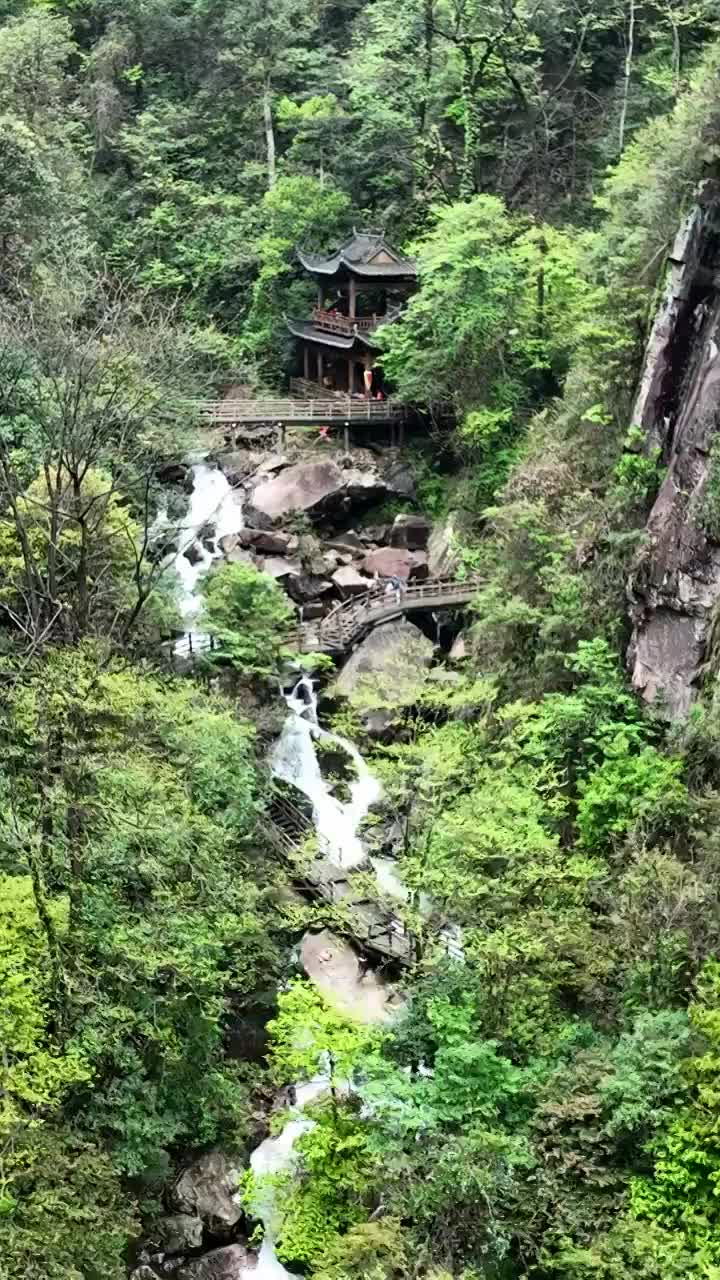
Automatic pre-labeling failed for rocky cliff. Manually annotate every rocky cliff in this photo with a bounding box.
[628,180,720,718]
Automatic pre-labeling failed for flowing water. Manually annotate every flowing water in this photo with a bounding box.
[154,461,245,646]
[272,675,381,869]
[155,475,427,1277]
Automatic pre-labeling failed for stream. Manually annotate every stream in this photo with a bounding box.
[172,465,399,1280]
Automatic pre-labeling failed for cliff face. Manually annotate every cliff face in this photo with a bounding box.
[628,181,720,718]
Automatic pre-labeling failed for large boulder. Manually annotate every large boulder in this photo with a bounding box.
[177,1244,256,1280]
[170,1151,243,1232]
[360,547,414,579]
[390,513,432,551]
[332,565,368,597]
[155,1214,204,1255]
[360,547,428,580]
[239,528,296,556]
[286,573,333,604]
[428,514,460,577]
[245,456,413,526]
[334,620,435,735]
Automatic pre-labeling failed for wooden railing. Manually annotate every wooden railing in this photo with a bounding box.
[191,398,406,426]
[295,575,480,653]
[173,576,479,661]
[312,307,378,335]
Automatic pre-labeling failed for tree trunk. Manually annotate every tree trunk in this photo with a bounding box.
[618,0,636,155]
[263,80,276,189]
[459,47,478,200]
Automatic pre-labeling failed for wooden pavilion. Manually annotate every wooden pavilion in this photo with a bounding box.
[286,229,417,397]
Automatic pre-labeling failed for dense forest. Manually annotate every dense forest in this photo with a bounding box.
[6,2,720,1279]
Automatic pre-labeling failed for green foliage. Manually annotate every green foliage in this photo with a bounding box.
[199,560,296,676]
[0,645,280,1176]
[379,199,592,437]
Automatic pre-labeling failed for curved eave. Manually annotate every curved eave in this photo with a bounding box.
[297,248,417,280]
[285,317,370,351]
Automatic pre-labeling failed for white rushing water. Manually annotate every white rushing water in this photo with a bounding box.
[272,675,381,868]
[154,461,245,645]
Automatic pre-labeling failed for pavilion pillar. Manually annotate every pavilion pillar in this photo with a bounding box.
[316,348,324,383]
[347,354,354,394]
[303,345,310,380]
[317,284,324,308]
[348,276,357,319]
[344,424,350,454]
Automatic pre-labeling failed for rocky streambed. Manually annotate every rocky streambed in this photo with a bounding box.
[131,436,467,1280]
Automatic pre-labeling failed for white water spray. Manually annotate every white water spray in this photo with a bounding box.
[154,462,244,646]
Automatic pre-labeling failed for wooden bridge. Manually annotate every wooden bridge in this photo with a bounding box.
[173,575,479,660]
[267,790,462,967]
[295,576,479,654]
[189,397,407,428]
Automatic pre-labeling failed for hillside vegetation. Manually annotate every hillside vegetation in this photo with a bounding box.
[4,3,720,1279]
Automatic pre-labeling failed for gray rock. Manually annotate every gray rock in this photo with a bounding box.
[334,620,435,735]
[390,514,432,551]
[177,1244,256,1280]
[286,573,334,604]
[449,631,468,661]
[360,547,414,579]
[170,1150,243,1232]
[627,182,720,717]
[245,458,408,525]
[183,541,205,566]
[130,1268,159,1280]
[428,514,460,577]
[155,1214,203,1255]
[239,529,294,556]
[260,556,301,580]
[332,565,369,597]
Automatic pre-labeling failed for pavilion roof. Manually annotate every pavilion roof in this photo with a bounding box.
[297,229,417,279]
[285,318,379,350]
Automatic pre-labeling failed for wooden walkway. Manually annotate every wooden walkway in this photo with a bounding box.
[190,398,406,428]
[173,576,479,660]
[294,576,479,654]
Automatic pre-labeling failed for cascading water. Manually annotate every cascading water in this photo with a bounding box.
[154,461,245,646]
[272,675,381,868]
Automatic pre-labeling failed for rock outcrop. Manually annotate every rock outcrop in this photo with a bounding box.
[334,619,435,735]
[628,181,720,718]
[177,1244,256,1280]
[170,1150,243,1233]
[244,454,414,526]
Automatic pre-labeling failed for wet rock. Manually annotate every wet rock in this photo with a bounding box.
[334,619,435,735]
[170,1150,243,1232]
[239,529,295,556]
[157,462,189,486]
[183,541,205,566]
[332,565,368,597]
[390,513,432,551]
[155,1214,203,1255]
[177,1244,257,1280]
[130,1267,159,1280]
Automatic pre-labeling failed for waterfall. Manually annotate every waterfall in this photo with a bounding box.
[272,675,381,869]
[154,461,244,647]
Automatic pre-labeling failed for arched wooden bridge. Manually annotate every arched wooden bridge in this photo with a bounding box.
[174,575,479,659]
[294,575,479,654]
